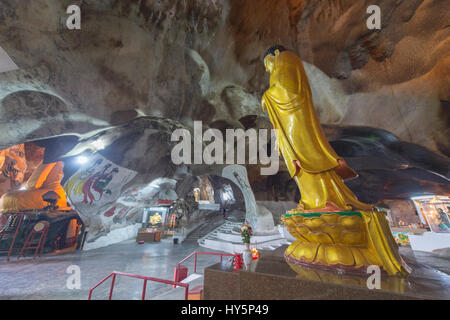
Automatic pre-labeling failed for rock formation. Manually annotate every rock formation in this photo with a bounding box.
[0,0,448,244]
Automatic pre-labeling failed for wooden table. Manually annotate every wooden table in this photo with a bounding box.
[136,229,161,242]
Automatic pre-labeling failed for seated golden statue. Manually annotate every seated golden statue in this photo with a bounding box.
[262,46,409,275]
[0,161,70,212]
[0,144,27,193]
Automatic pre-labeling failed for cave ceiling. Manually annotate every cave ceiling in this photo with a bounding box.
[0,0,448,205]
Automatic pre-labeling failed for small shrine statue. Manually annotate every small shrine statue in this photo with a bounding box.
[150,212,162,226]
[262,45,409,275]
[437,208,450,231]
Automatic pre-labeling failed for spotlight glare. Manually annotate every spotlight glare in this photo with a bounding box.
[77,156,89,164]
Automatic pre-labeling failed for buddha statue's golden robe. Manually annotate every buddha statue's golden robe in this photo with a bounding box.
[262,51,372,211]
[0,161,70,212]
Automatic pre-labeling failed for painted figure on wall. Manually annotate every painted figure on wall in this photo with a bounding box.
[64,159,103,196]
[92,167,118,198]
[82,164,111,204]
[82,164,118,204]
[437,208,450,231]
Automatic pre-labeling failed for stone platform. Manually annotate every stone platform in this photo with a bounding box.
[198,221,289,253]
[203,245,450,300]
[409,232,450,253]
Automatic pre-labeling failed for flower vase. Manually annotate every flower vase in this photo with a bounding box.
[243,243,252,270]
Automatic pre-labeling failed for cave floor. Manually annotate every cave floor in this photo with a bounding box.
[0,238,219,300]
[0,241,448,300]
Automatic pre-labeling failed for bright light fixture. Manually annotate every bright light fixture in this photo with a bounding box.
[221,192,231,201]
[77,156,89,164]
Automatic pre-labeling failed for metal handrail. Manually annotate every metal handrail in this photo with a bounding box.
[0,213,26,261]
[88,271,190,300]
[175,251,240,279]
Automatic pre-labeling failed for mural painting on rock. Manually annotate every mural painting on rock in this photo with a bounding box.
[64,154,137,243]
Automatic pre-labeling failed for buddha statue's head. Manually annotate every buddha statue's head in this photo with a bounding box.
[263,45,287,73]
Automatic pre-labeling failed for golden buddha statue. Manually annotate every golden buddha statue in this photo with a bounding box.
[262,46,410,275]
[0,161,70,213]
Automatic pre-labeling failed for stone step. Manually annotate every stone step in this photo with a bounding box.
[215,230,283,243]
[180,273,203,284]
[200,236,287,253]
[197,219,289,254]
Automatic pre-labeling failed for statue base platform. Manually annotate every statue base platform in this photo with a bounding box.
[283,210,410,275]
[203,246,450,300]
[409,232,450,253]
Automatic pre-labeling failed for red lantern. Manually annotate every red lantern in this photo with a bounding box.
[233,254,243,270]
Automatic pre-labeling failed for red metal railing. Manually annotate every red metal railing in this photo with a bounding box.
[0,213,25,261]
[18,221,50,260]
[173,251,240,287]
[88,271,190,300]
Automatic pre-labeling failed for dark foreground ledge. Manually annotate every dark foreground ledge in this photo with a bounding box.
[203,246,450,300]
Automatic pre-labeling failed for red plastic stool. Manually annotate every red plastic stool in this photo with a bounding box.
[18,221,49,260]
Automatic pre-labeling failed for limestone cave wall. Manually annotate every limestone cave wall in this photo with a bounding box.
[0,0,448,244]
[0,0,448,154]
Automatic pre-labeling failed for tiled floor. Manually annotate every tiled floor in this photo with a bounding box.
[0,240,448,300]
[399,247,450,280]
